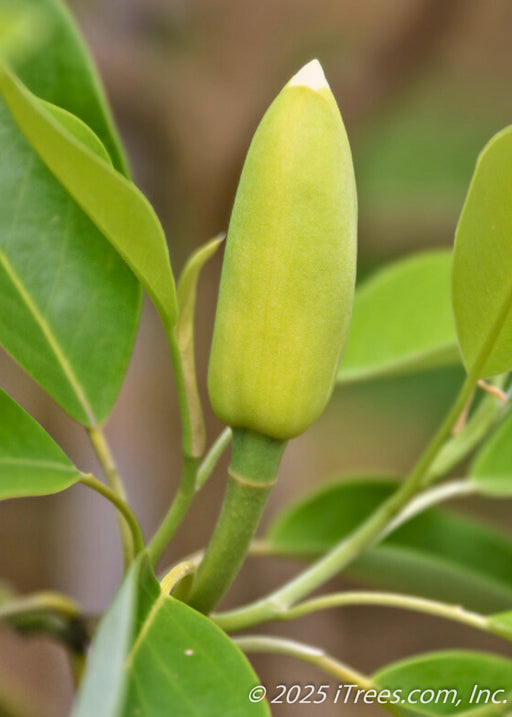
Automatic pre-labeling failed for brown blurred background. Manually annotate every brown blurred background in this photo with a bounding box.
[1,1,512,714]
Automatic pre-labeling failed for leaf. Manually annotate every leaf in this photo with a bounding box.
[74,554,270,717]
[41,100,112,165]
[338,251,459,384]
[452,126,512,379]
[267,479,512,611]
[72,557,140,717]
[0,388,80,499]
[374,650,512,716]
[488,611,512,648]
[470,410,512,496]
[176,234,224,457]
[0,97,140,425]
[0,65,178,332]
[11,0,128,174]
[0,0,48,64]
[0,1,143,426]
[489,612,512,643]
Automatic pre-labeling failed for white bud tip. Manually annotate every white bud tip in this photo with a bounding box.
[289,59,329,91]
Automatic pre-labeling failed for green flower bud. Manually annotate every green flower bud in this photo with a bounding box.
[208,59,357,440]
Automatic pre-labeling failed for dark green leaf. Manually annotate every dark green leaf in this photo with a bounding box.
[74,555,270,717]
[0,388,80,499]
[471,410,512,496]
[267,478,512,611]
[338,251,458,384]
[374,651,512,716]
[452,126,512,379]
[0,66,177,332]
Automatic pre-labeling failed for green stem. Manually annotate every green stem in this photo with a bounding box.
[0,591,87,690]
[167,330,201,458]
[235,635,402,716]
[382,478,475,538]
[146,331,205,568]
[0,592,80,623]
[210,371,478,627]
[86,425,133,568]
[187,429,286,614]
[79,474,145,556]
[195,427,232,491]
[148,428,233,567]
[172,479,474,616]
[147,456,199,566]
[428,375,509,482]
[215,590,491,635]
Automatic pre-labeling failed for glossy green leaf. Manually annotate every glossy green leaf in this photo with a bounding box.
[0,388,80,499]
[74,554,269,717]
[11,0,128,174]
[267,479,512,611]
[176,234,224,457]
[338,251,458,384]
[0,1,142,425]
[452,126,512,379]
[0,65,178,332]
[0,95,140,425]
[374,651,512,716]
[41,100,112,165]
[471,410,512,496]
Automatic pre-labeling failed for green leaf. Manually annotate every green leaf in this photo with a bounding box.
[0,1,142,426]
[374,650,512,716]
[72,556,140,717]
[338,251,458,384]
[489,611,512,644]
[176,234,224,456]
[0,96,140,425]
[0,1,48,64]
[267,478,512,611]
[0,388,80,499]
[41,100,112,165]
[11,0,128,174]
[471,410,512,496]
[452,126,512,379]
[0,65,178,332]
[74,555,269,717]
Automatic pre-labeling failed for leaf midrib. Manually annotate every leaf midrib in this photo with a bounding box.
[0,247,96,426]
[469,266,512,379]
[0,457,75,472]
[124,583,166,669]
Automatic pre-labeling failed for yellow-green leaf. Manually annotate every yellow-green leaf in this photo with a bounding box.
[452,126,512,379]
[338,251,458,384]
[0,65,178,331]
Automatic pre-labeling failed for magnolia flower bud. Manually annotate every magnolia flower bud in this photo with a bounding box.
[208,59,357,440]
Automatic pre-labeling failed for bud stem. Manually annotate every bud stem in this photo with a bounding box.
[188,429,286,614]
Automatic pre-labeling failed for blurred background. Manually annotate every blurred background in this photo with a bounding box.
[1,0,512,714]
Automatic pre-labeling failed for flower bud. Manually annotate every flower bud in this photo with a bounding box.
[208,60,357,440]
